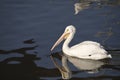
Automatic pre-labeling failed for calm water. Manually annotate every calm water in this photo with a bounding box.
[0,0,120,80]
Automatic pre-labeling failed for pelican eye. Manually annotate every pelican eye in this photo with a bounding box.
[88,55,91,56]
[66,29,69,32]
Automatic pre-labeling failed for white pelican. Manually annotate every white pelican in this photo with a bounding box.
[51,25,112,60]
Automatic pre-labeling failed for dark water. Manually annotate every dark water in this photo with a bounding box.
[0,0,120,80]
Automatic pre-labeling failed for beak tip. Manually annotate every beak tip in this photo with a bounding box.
[50,47,53,51]
[50,49,52,51]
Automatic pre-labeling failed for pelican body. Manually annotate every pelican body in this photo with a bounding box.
[51,25,112,60]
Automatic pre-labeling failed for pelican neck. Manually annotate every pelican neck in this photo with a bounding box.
[63,32,75,50]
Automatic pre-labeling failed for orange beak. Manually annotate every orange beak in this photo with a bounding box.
[51,32,70,51]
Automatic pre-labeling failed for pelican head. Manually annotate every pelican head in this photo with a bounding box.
[51,25,76,51]
[65,25,76,34]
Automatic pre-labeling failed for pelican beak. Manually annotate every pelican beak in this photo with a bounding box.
[51,32,70,51]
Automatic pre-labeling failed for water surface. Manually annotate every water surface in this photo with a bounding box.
[0,0,120,80]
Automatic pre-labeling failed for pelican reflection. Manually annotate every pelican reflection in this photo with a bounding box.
[50,52,110,79]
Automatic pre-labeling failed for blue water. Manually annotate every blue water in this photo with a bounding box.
[0,0,120,80]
